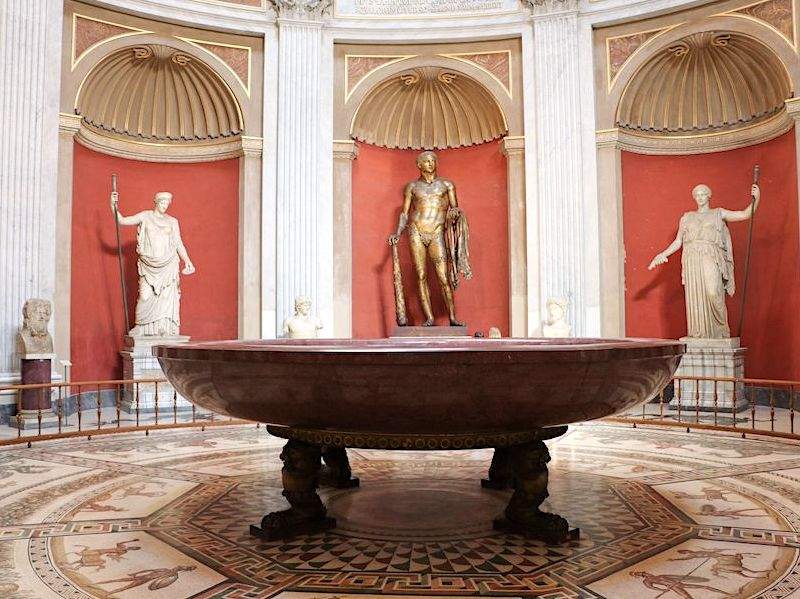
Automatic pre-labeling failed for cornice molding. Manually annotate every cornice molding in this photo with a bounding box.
[76,126,245,162]
[599,111,793,156]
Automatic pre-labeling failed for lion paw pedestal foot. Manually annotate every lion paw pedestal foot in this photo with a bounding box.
[320,447,360,489]
[481,447,513,489]
[494,433,578,544]
[250,439,336,540]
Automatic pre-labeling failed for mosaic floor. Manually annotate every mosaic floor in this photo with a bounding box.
[1,424,800,598]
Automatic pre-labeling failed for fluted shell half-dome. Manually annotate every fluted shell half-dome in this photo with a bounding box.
[617,32,791,135]
[77,45,243,142]
[352,67,507,150]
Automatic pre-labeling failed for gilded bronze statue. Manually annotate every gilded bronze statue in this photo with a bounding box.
[388,151,472,326]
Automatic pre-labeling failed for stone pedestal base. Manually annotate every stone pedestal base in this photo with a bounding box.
[671,337,747,413]
[391,326,468,337]
[11,353,57,429]
[120,335,191,413]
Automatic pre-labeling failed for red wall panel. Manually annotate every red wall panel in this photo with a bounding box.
[71,142,240,381]
[622,130,800,379]
[352,141,509,338]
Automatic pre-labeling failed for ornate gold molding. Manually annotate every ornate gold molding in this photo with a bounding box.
[344,54,416,102]
[719,0,796,48]
[439,50,512,97]
[175,36,253,97]
[605,25,677,92]
[71,13,151,71]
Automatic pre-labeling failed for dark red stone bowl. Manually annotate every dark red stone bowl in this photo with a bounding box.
[154,338,684,435]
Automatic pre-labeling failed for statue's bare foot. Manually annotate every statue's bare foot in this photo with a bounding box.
[422,319,434,327]
[450,318,465,327]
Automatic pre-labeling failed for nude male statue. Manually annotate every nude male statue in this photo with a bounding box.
[388,151,471,326]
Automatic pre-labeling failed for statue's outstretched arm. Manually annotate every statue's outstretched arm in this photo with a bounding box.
[110,192,145,226]
[648,231,682,270]
[721,184,761,222]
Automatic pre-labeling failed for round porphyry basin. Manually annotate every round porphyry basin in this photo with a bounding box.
[154,337,684,435]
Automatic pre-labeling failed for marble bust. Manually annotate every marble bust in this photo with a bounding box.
[283,296,323,338]
[542,298,571,338]
[17,298,54,355]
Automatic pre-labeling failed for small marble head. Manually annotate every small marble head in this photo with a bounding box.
[153,191,173,214]
[691,184,712,208]
[416,151,438,173]
[294,295,312,316]
[22,298,52,337]
[546,298,568,324]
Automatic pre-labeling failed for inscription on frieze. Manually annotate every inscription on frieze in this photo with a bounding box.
[336,0,517,16]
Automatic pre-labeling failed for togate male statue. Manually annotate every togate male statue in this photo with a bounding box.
[111,191,195,336]
[388,151,472,327]
[16,298,54,355]
[648,182,760,338]
[282,295,324,338]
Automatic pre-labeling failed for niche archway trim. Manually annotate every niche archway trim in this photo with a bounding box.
[350,66,508,150]
[76,44,244,147]
[616,31,793,150]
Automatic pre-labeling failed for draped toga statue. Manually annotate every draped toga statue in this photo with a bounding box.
[110,191,195,336]
[648,183,760,338]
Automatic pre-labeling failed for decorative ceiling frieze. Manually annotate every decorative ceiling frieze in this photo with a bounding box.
[726,0,795,45]
[351,67,507,150]
[76,45,243,143]
[72,14,150,70]
[439,51,512,97]
[176,37,252,97]
[269,0,331,18]
[345,55,416,102]
[616,32,792,135]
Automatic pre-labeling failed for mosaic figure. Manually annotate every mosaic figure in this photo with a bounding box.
[629,570,728,598]
[671,548,772,579]
[65,540,142,572]
[94,564,196,593]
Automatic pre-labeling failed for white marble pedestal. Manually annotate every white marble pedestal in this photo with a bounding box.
[670,337,747,413]
[121,335,191,413]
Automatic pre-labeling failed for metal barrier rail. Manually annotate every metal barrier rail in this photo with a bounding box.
[0,378,246,447]
[2,375,799,447]
[609,375,800,441]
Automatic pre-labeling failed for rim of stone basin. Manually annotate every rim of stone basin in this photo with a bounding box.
[153,337,686,363]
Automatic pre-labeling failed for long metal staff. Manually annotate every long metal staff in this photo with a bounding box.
[111,174,131,333]
[736,165,760,338]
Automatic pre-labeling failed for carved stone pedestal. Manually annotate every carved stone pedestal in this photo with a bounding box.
[121,335,191,413]
[11,353,59,430]
[391,325,468,337]
[256,425,575,544]
[671,337,747,413]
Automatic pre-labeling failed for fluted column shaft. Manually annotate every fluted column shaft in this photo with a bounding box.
[531,6,585,334]
[275,15,333,334]
[501,136,527,337]
[0,0,62,379]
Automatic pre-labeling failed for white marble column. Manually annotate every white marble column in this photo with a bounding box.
[528,0,586,334]
[240,136,264,339]
[595,128,625,337]
[501,136,527,337]
[0,0,62,381]
[272,0,334,335]
[786,99,800,261]
[54,114,82,364]
[332,140,358,338]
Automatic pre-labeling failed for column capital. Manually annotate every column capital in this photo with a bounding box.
[523,0,578,16]
[333,139,358,161]
[241,135,264,157]
[595,128,620,149]
[270,0,330,22]
[500,135,525,157]
[59,113,82,135]
[786,98,800,119]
